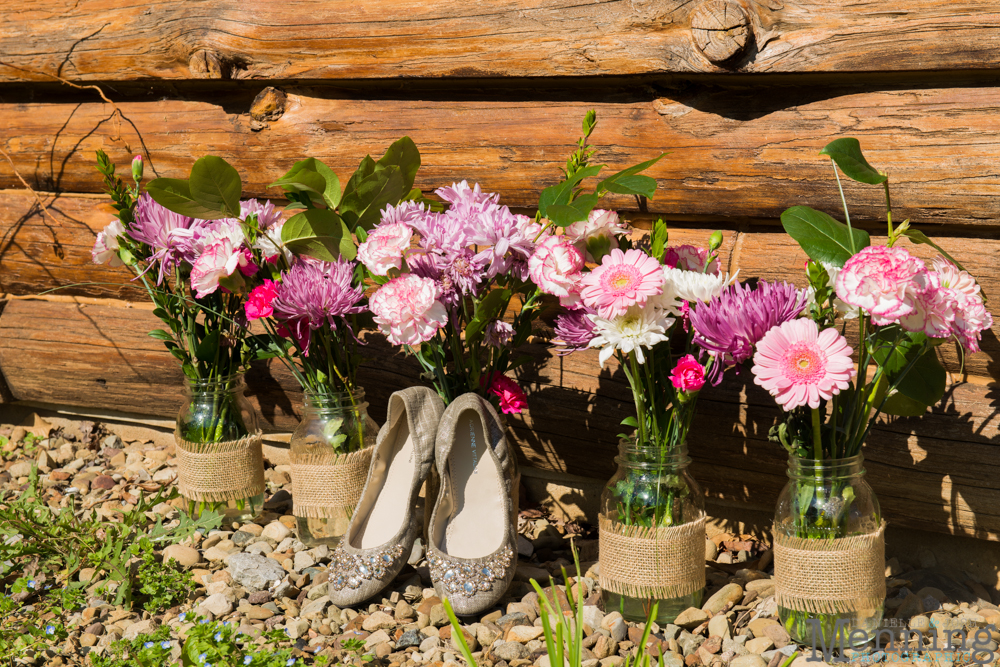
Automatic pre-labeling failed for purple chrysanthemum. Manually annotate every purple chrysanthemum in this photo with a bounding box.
[240,198,283,229]
[553,308,596,356]
[128,193,195,283]
[472,206,537,281]
[690,280,809,384]
[485,320,515,348]
[272,259,365,352]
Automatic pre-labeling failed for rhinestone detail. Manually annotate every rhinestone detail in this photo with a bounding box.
[328,543,405,591]
[428,545,514,598]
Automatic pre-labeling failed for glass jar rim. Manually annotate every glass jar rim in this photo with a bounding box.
[786,452,865,477]
[615,440,691,467]
[184,372,246,391]
[302,387,368,412]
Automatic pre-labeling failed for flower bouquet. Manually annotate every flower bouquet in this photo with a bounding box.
[93,152,278,520]
[240,140,425,544]
[751,139,992,645]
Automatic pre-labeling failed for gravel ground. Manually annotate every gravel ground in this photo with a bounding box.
[2,413,999,666]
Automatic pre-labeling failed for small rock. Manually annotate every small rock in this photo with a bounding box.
[909,615,931,632]
[363,610,396,632]
[705,540,719,561]
[674,607,710,630]
[243,605,274,620]
[92,475,116,490]
[262,521,292,543]
[397,628,423,649]
[79,633,98,647]
[746,637,773,654]
[162,544,202,568]
[227,553,286,592]
[408,536,426,565]
[917,548,937,569]
[84,622,105,636]
[582,605,605,633]
[708,614,730,639]
[702,583,744,614]
[885,557,902,577]
[231,530,256,547]
[496,640,530,661]
[731,655,768,667]
[507,625,545,642]
[285,618,310,639]
[198,593,233,618]
[300,596,329,618]
[517,535,534,559]
[420,636,441,652]
[895,593,924,619]
[917,587,948,603]
[747,618,778,637]
[247,590,271,605]
[602,611,627,643]
[396,599,415,621]
[677,631,704,656]
[745,579,775,598]
[293,551,315,571]
[762,624,790,649]
[601,658,625,667]
[203,546,236,562]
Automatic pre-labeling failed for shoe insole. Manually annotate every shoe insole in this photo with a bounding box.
[355,415,415,549]
[442,410,505,559]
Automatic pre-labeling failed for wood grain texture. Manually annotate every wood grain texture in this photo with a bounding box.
[3,1,1000,81]
[0,298,996,539]
[5,88,1000,227]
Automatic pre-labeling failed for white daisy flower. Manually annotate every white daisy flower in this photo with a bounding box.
[587,305,673,367]
[664,266,738,304]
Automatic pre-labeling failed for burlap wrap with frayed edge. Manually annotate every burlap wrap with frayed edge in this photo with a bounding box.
[774,521,886,614]
[290,447,373,519]
[598,514,706,599]
[175,430,265,502]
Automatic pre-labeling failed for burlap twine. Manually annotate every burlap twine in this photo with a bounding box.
[290,447,373,519]
[175,430,265,502]
[599,514,706,599]
[774,521,886,614]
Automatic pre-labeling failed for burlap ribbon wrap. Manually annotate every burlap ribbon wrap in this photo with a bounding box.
[774,521,886,614]
[175,430,265,502]
[290,447,373,519]
[599,514,706,599]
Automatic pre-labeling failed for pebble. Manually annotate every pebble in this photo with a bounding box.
[674,607,710,630]
[198,593,234,618]
[708,614,731,639]
[745,637,773,654]
[227,553,286,592]
[262,521,292,543]
[162,544,202,568]
[702,583,744,614]
[363,610,396,632]
[496,640,531,661]
[507,625,545,642]
[731,655,768,667]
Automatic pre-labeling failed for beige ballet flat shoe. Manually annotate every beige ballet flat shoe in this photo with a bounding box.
[427,392,519,615]
[328,386,445,606]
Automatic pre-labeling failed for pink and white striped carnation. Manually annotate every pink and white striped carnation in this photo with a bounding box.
[835,245,928,326]
[369,274,448,346]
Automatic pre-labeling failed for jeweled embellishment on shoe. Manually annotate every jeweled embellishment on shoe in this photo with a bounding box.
[328,544,406,590]
[428,546,514,597]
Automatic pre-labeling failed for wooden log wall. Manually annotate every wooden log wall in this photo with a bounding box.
[1,0,998,540]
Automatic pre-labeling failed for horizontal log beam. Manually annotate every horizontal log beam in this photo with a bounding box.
[2,190,995,378]
[5,88,1000,228]
[0,298,996,539]
[3,1,1000,81]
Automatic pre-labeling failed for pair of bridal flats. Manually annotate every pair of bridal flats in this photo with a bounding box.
[327,387,519,615]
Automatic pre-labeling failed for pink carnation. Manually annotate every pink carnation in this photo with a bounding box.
[245,279,278,320]
[670,355,706,393]
[358,222,413,276]
[563,209,627,261]
[932,256,981,300]
[190,237,248,298]
[664,245,720,275]
[370,274,448,346]
[953,299,993,353]
[898,272,958,338]
[528,235,585,301]
[580,248,664,319]
[482,373,528,414]
[92,219,125,267]
[752,319,856,411]
[835,246,928,325]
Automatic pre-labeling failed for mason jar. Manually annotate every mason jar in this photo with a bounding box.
[774,454,884,646]
[290,389,379,547]
[176,373,264,523]
[599,442,705,624]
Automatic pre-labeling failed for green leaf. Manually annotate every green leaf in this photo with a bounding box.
[339,165,407,231]
[538,165,604,216]
[597,153,667,196]
[603,174,658,199]
[194,330,220,363]
[188,156,242,218]
[148,329,174,342]
[269,158,342,209]
[650,219,669,259]
[901,228,967,272]
[375,136,421,192]
[869,326,945,407]
[892,349,946,407]
[466,289,512,346]
[546,193,600,227]
[145,178,225,220]
[780,205,871,267]
[620,416,639,428]
[820,138,887,185]
[281,209,356,261]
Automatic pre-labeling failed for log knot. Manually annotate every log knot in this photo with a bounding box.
[250,87,288,125]
[690,0,752,66]
[188,49,225,79]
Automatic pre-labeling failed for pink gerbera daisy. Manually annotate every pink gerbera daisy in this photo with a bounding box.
[751,319,855,411]
[580,248,664,318]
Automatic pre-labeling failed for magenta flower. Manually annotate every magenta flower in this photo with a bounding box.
[835,245,928,325]
[552,308,595,355]
[752,319,855,411]
[245,279,278,320]
[664,245,720,275]
[670,355,706,393]
[271,260,365,351]
[580,248,664,319]
[471,205,537,281]
[128,193,195,283]
[481,372,528,414]
[369,273,448,346]
[690,280,808,384]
